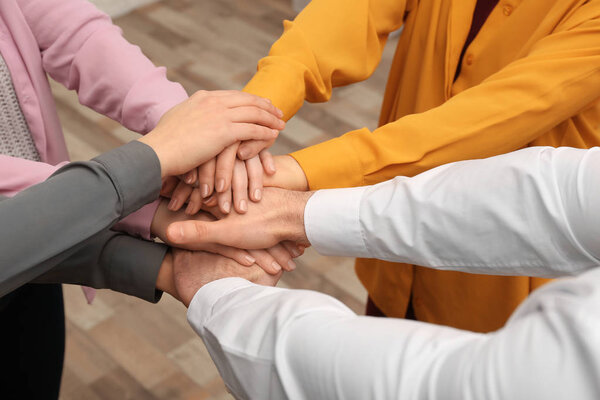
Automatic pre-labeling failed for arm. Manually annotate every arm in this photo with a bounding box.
[0,155,157,239]
[243,0,409,119]
[17,0,188,238]
[168,146,600,278]
[32,229,169,303]
[286,10,600,189]
[187,269,600,400]
[0,141,161,297]
[17,0,188,133]
[0,91,282,296]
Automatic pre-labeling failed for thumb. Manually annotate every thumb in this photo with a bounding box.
[166,220,228,247]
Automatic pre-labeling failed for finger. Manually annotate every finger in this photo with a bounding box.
[282,240,303,258]
[200,202,225,219]
[215,143,238,194]
[202,194,218,209]
[185,188,203,215]
[160,176,179,198]
[198,160,216,198]
[168,180,194,211]
[167,220,227,247]
[204,244,256,267]
[229,107,285,131]
[209,91,283,118]
[259,149,276,175]
[238,139,275,161]
[230,123,279,144]
[245,156,263,202]
[217,187,232,214]
[268,243,296,272]
[183,168,197,186]
[248,249,283,275]
[232,160,249,213]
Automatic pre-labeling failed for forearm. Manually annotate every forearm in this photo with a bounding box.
[243,0,407,119]
[305,147,600,277]
[33,230,168,303]
[292,16,600,189]
[0,141,161,296]
[187,278,479,399]
[189,269,600,400]
[19,0,188,133]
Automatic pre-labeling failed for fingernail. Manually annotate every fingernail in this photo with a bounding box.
[245,255,256,265]
[276,108,284,118]
[287,260,297,271]
[272,261,282,272]
[167,224,184,241]
[238,148,249,159]
[168,198,179,210]
[290,248,301,258]
[254,189,262,201]
[201,184,210,198]
[222,201,231,214]
[216,179,225,192]
[185,202,195,215]
[239,199,248,212]
[271,129,279,136]
[185,175,194,184]
[267,159,276,173]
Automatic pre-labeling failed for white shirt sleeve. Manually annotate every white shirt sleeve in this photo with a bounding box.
[188,270,600,400]
[305,146,600,277]
[186,147,600,399]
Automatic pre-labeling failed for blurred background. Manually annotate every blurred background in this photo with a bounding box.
[57,0,398,398]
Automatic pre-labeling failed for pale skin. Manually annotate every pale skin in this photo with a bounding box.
[151,199,303,274]
[165,187,314,252]
[138,89,284,179]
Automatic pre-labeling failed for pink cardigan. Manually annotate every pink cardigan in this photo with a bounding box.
[0,0,188,238]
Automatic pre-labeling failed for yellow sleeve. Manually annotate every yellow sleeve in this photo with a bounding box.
[292,8,600,189]
[243,0,409,119]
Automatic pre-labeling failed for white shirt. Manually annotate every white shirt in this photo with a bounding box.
[187,147,600,400]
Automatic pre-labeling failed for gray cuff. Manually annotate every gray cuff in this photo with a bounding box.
[102,235,168,303]
[93,140,162,217]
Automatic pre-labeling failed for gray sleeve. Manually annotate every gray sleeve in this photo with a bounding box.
[0,140,161,297]
[33,230,168,303]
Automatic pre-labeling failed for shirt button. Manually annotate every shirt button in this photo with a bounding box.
[465,54,474,66]
[503,4,513,16]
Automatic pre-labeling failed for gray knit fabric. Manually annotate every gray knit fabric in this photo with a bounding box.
[0,52,40,161]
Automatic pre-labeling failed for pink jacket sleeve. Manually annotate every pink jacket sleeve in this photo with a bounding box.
[12,0,189,238]
[0,155,159,239]
[17,0,189,133]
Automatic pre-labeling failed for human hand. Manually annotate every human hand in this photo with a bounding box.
[155,250,178,301]
[166,188,313,251]
[151,199,302,273]
[138,90,284,178]
[172,249,283,307]
[263,155,309,191]
[162,150,277,215]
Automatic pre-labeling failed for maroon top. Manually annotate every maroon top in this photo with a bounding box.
[455,0,500,79]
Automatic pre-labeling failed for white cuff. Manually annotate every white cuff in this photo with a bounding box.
[187,277,255,332]
[304,186,370,258]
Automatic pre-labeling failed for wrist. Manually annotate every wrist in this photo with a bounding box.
[283,190,313,245]
[155,250,178,299]
[266,155,309,191]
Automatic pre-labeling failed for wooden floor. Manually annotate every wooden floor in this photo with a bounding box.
[57,0,399,398]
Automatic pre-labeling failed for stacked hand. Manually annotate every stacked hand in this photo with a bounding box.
[138,90,312,304]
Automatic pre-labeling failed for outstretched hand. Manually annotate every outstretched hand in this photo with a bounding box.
[172,249,282,307]
[138,90,284,178]
[165,188,313,251]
